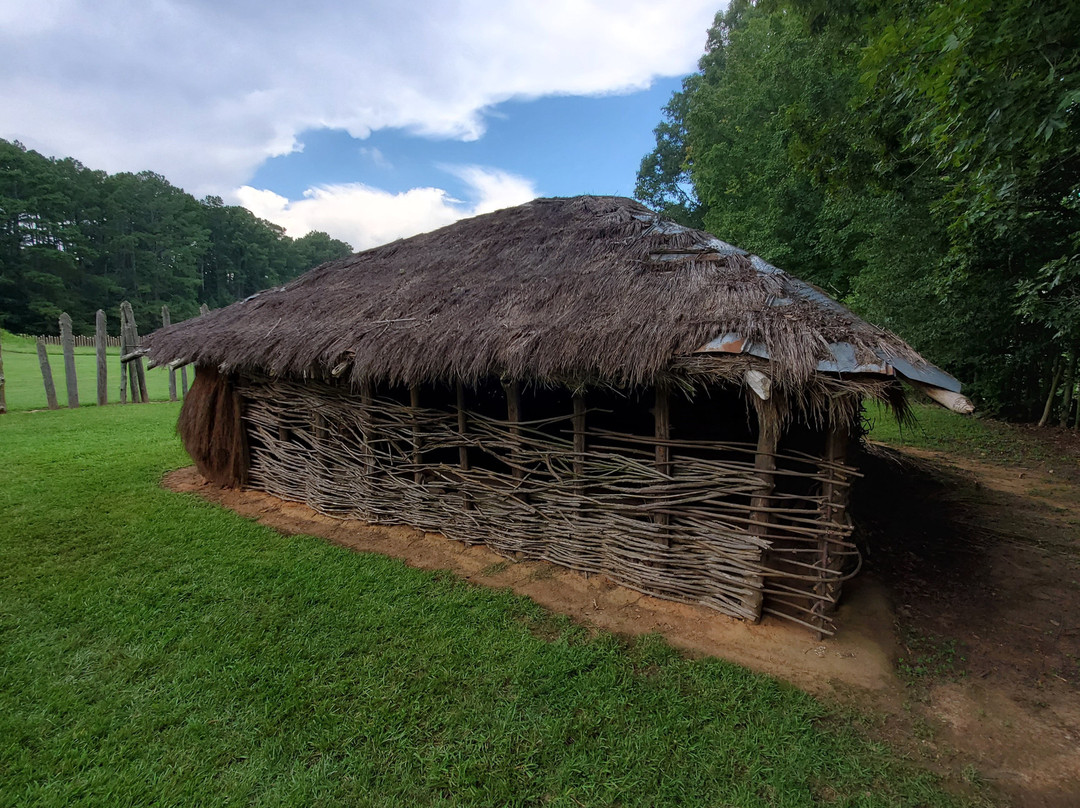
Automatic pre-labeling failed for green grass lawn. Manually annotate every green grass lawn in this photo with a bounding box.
[0,330,180,412]
[0,404,980,807]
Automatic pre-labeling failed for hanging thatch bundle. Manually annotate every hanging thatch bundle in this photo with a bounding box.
[144,196,969,635]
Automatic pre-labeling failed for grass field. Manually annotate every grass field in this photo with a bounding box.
[0,403,980,806]
[0,330,177,412]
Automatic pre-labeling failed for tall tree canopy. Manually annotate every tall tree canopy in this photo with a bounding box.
[0,140,352,334]
[638,0,1080,419]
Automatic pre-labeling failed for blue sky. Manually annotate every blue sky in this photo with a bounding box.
[0,1,719,249]
[251,78,685,203]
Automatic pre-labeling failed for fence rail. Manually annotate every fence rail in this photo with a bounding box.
[19,334,122,348]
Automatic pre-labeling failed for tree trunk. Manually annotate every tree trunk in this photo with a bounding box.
[1059,347,1078,428]
[1038,355,1063,427]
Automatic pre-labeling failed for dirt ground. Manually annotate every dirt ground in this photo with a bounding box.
[164,429,1080,807]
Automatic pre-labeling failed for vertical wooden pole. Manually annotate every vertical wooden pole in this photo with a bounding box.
[814,418,851,632]
[360,380,375,476]
[456,382,471,510]
[162,305,177,402]
[572,392,586,499]
[37,340,59,410]
[120,302,148,403]
[410,384,423,485]
[653,385,672,530]
[59,312,79,408]
[745,402,777,622]
[0,331,6,414]
[456,382,470,472]
[181,365,189,398]
[95,309,108,406]
[503,379,523,481]
[118,316,129,405]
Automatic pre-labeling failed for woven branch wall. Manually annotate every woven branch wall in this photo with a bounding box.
[236,375,858,634]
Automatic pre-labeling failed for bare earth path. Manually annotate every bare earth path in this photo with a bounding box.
[164,434,1080,807]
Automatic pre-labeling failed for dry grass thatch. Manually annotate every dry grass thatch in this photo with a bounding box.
[143,195,926,390]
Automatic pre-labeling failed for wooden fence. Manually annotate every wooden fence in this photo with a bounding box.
[22,334,122,348]
[1,303,205,413]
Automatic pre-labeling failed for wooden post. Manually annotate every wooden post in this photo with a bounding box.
[360,380,375,477]
[572,392,586,498]
[653,385,672,530]
[0,331,6,414]
[37,340,59,410]
[410,384,423,485]
[119,319,129,405]
[162,305,177,401]
[120,301,148,403]
[456,382,470,472]
[456,382,471,510]
[813,419,852,632]
[745,402,778,622]
[95,309,108,406]
[503,379,523,481]
[59,313,79,408]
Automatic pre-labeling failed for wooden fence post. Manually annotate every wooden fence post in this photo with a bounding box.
[59,312,79,408]
[0,332,6,414]
[37,340,59,410]
[162,305,177,401]
[95,310,108,406]
[119,318,128,404]
[120,302,148,403]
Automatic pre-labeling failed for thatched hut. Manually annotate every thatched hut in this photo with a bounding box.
[144,196,970,635]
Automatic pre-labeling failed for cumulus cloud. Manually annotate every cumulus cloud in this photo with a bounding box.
[235,166,538,250]
[0,0,717,195]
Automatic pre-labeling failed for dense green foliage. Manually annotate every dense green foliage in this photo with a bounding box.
[637,0,1080,420]
[0,404,977,806]
[0,139,352,335]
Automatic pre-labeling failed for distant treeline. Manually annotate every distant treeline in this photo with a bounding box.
[637,0,1079,420]
[0,139,352,334]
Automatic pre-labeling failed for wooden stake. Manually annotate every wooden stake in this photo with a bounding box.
[120,302,148,403]
[572,392,586,498]
[456,382,470,472]
[813,419,851,635]
[59,312,79,408]
[746,402,777,622]
[162,305,177,402]
[37,340,59,410]
[456,382,471,510]
[95,309,107,406]
[118,316,128,404]
[503,379,523,481]
[410,384,423,485]
[181,365,189,398]
[653,385,672,530]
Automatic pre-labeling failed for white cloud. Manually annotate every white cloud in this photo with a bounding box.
[0,0,718,196]
[235,166,538,250]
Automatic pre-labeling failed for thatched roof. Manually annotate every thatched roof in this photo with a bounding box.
[144,195,958,394]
